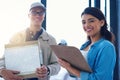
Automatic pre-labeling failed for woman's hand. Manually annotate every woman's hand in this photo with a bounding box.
[58,58,71,69]
[58,58,80,77]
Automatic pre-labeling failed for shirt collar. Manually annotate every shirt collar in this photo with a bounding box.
[80,38,105,50]
[26,27,48,41]
[39,28,49,40]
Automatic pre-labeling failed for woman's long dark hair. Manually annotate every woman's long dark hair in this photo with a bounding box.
[81,7,115,44]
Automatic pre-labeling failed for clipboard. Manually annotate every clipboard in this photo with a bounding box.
[50,45,92,73]
[4,41,42,78]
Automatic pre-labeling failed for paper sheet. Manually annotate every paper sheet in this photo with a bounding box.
[4,41,41,77]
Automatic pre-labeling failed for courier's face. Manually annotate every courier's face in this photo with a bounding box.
[29,7,45,27]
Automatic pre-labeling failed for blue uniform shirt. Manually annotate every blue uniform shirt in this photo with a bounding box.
[80,38,116,80]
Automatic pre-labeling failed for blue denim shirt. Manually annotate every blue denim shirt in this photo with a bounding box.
[80,38,116,80]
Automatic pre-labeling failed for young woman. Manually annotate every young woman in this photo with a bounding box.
[58,7,116,80]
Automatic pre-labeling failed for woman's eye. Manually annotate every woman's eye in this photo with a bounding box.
[82,21,86,24]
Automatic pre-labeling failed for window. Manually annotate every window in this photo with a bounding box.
[0,0,40,57]
[0,0,89,58]
[47,0,88,48]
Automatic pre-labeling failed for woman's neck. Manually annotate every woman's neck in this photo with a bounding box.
[90,34,102,43]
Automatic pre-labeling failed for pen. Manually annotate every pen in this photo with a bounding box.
[38,39,43,67]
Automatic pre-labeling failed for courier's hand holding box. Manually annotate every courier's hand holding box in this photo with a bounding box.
[4,41,42,79]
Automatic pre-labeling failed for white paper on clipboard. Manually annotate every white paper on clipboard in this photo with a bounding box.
[4,41,42,78]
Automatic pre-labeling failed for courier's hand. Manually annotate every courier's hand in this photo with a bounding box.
[0,69,23,80]
[36,65,48,78]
